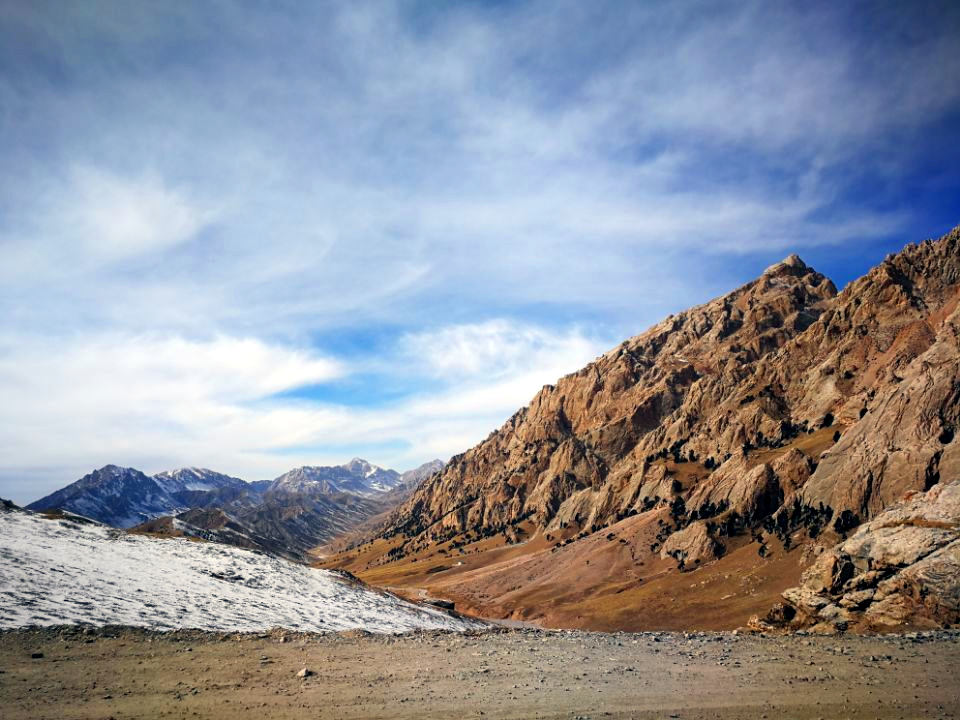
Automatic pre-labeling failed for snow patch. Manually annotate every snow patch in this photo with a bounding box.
[0,511,480,634]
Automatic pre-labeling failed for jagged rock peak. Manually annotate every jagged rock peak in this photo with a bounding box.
[342,458,381,476]
[375,243,838,544]
[762,253,808,277]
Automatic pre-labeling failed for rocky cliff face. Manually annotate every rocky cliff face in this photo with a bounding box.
[374,227,960,626]
[384,253,838,543]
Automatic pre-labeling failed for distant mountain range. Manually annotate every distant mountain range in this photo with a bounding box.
[26,458,443,560]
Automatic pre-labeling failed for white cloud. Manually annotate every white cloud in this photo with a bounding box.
[0,334,342,481]
[0,166,213,294]
[399,319,601,381]
[61,166,210,260]
[0,321,609,502]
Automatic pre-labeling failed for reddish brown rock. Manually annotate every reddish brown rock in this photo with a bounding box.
[660,521,722,569]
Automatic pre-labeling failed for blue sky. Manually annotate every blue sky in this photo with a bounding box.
[1,1,959,503]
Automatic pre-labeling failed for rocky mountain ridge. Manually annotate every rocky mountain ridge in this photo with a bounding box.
[346,226,960,631]
[269,458,404,497]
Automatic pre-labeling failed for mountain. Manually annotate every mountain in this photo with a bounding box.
[317,460,446,555]
[236,459,444,557]
[153,467,247,495]
[0,506,478,633]
[380,251,839,543]
[27,458,440,560]
[27,465,247,528]
[27,465,187,528]
[269,458,403,496]
[321,226,960,632]
[133,507,305,562]
[399,459,445,490]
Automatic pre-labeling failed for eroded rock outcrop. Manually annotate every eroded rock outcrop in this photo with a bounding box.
[382,250,839,547]
[757,481,960,632]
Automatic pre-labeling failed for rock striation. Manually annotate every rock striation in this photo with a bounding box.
[382,251,840,544]
[384,229,958,540]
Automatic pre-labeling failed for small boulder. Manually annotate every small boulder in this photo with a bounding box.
[838,589,875,609]
[296,668,314,679]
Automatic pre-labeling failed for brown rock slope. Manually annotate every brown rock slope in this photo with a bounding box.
[321,226,960,630]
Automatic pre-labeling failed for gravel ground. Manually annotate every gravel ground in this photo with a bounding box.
[1,625,959,719]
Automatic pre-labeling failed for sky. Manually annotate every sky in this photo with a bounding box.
[1,0,959,503]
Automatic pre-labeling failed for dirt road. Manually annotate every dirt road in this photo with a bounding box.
[1,625,958,719]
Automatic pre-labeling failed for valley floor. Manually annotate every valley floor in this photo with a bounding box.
[1,625,958,719]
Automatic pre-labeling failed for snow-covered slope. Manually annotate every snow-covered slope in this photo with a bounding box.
[0,509,479,633]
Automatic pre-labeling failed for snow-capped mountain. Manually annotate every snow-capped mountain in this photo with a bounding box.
[0,506,479,633]
[26,465,185,528]
[399,458,444,490]
[26,465,247,528]
[269,458,403,497]
[153,467,246,494]
[25,458,444,557]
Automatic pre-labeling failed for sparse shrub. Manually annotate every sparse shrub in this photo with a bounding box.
[833,509,860,535]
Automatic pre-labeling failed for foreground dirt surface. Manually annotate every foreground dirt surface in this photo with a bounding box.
[2,626,959,719]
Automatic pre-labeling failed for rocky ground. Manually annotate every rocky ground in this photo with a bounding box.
[1,625,959,719]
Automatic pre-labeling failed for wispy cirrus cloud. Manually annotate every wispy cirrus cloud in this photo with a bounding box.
[2,167,213,283]
[398,320,601,381]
